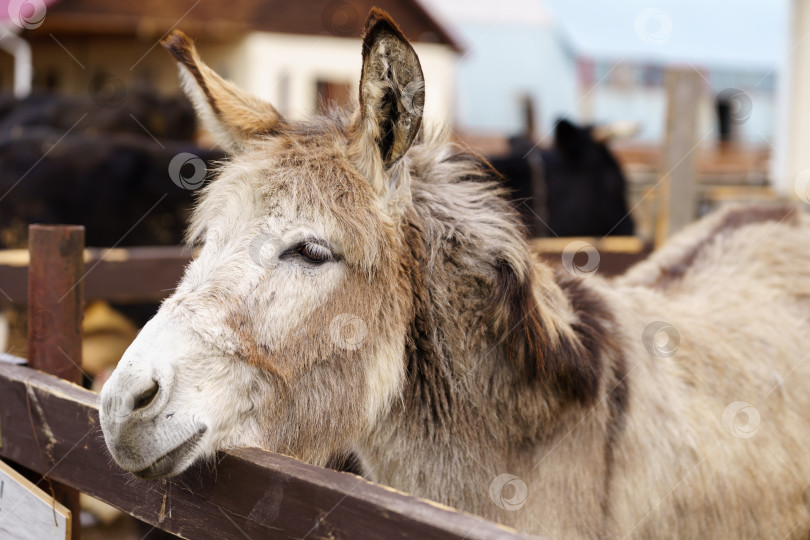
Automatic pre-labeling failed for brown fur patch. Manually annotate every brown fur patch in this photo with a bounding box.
[553,274,618,406]
[492,259,549,382]
[490,260,617,407]
[226,308,287,377]
[401,213,456,429]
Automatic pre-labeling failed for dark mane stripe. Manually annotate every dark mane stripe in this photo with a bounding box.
[490,258,619,407]
[601,345,629,520]
[652,205,798,290]
[402,213,456,429]
[552,274,616,406]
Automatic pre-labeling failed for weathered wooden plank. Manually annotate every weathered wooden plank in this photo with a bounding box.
[0,246,193,304]
[28,225,84,384]
[530,236,652,277]
[529,236,647,254]
[0,362,528,540]
[0,459,71,540]
[78,246,192,303]
[27,224,84,540]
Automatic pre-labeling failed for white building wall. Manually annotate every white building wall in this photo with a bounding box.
[234,32,456,127]
[451,24,579,137]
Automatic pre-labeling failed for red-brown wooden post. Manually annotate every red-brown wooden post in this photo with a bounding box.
[28,224,85,540]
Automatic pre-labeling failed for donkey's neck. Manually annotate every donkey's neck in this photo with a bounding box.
[353,149,626,528]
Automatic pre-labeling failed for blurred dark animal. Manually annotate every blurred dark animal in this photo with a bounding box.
[0,128,222,248]
[0,85,224,249]
[0,79,196,141]
[490,119,635,238]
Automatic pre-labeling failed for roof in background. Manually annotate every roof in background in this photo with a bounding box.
[426,0,554,28]
[20,0,462,51]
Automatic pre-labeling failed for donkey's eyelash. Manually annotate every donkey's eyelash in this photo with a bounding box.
[280,240,337,265]
[298,242,331,262]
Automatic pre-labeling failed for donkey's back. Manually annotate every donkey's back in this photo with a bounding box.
[607,204,810,538]
[619,204,810,292]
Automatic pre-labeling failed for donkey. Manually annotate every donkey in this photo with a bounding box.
[100,9,810,538]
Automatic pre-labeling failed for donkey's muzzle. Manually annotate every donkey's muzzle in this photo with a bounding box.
[99,310,206,478]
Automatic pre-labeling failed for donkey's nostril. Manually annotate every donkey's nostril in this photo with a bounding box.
[133,380,160,411]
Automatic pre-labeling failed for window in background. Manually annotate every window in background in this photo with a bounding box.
[316,79,351,113]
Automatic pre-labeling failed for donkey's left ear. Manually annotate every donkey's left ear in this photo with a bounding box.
[350,9,425,185]
[161,31,283,152]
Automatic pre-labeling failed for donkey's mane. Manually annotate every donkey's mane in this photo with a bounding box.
[339,116,618,420]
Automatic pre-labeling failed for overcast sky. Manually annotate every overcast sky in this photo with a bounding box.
[426,0,790,69]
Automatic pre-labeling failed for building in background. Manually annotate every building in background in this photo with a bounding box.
[0,0,461,126]
[429,0,787,145]
[427,0,578,141]
[0,0,792,157]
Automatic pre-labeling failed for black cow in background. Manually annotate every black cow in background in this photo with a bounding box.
[0,129,223,247]
[0,84,224,249]
[490,118,635,238]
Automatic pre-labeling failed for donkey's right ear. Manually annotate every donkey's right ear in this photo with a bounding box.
[349,9,425,192]
[161,31,283,152]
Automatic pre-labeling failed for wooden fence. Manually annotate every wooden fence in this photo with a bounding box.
[0,225,651,539]
[0,363,525,539]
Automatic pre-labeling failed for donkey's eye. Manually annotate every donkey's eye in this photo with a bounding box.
[295,242,333,264]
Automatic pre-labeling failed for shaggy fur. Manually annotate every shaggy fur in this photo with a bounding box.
[99,10,810,539]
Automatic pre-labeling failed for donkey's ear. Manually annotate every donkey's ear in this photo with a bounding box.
[161,31,283,152]
[350,9,425,185]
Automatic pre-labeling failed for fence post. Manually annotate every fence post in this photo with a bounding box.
[28,224,85,540]
[656,68,704,245]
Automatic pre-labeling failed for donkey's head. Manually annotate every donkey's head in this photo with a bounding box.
[100,9,426,478]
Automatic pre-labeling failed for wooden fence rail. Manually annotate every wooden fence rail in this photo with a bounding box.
[0,361,525,540]
[0,245,193,303]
